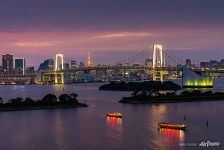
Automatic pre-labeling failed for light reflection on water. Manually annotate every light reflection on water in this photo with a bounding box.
[159,128,185,143]
[0,82,224,149]
[53,110,66,150]
[158,128,185,150]
[105,116,123,149]
[106,116,122,126]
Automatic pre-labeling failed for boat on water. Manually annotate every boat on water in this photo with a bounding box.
[158,122,187,130]
[106,112,122,118]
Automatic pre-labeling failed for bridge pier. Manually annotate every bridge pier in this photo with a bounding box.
[152,69,168,82]
[42,71,65,84]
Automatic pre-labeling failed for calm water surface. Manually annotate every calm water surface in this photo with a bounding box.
[0,82,224,150]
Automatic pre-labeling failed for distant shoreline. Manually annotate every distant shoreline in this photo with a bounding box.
[119,97,224,104]
[119,91,224,104]
[0,103,88,112]
[99,81,181,91]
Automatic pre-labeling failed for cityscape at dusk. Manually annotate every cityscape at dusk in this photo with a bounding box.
[0,0,224,150]
[0,0,224,67]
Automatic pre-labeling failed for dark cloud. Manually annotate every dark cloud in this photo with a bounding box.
[0,0,223,32]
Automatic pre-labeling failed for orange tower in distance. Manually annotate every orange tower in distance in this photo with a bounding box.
[87,52,93,67]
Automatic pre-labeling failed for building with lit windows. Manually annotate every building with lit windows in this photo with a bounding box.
[2,54,13,75]
[70,60,76,69]
[182,67,213,88]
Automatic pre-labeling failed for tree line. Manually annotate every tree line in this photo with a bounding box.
[0,93,81,106]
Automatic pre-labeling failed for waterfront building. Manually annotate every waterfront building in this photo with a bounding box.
[81,73,95,82]
[26,67,35,75]
[200,59,223,69]
[2,54,13,75]
[182,67,213,88]
[200,62,210,68]
[38,59,54,71]
[14,58,26,75]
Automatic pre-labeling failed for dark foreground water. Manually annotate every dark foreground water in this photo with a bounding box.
[0,83,224,150]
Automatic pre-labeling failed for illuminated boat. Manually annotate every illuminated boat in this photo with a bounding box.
[158,122,187,130]
[106,112,122,118]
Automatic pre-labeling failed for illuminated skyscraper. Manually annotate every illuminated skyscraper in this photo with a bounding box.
[2,54,13,75]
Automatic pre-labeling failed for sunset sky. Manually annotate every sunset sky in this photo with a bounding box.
[0,0,224,67]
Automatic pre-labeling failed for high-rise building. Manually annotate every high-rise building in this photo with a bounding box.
[186,59,191,66]
[14,58,26,75]
[64,63,69,70]
[2,54,13,75]
[70,60,76,69]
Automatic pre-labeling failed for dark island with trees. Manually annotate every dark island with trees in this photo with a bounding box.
[119,90,224,104]
[0,93,88,112]
[99,81,181,91]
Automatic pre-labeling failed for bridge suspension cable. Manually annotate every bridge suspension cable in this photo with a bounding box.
[163,50,185,66]
[110,46,192,67]
[111,49,151,66]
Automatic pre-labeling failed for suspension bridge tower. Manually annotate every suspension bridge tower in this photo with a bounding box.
[54,53,64,84]
[152,44,167,82]
[55,53,64,71]
[41,53,65,84]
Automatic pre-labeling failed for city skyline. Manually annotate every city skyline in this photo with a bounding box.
[0,0,224,67]
[2,52,224,71]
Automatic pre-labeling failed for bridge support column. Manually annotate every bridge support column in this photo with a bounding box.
[61,73,64,84]
[55,74,58,84]
[152,69,168,82]
[151,43,168,82]
[41,69,65,84]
